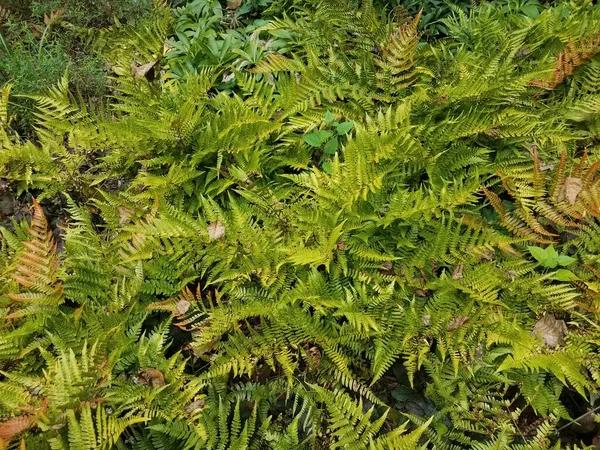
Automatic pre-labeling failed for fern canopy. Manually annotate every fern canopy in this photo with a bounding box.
[1,0,600,448]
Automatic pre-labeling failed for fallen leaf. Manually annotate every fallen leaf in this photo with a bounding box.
[118,206,134,224]
[447,316,469,331]
[185,398,205,414]
[131,61,157,79]
[558,177,582,205]
[163,42,174,54]
[176,299,190,315]
[222,72,235,83]
[227,0,242,9]
[139,368,166,387]
[422,314,430,326]
[207,221,225,240]
[43,7,64,25]
[532,315,567,347]
[452,264,463,280]
[0,416,34,441]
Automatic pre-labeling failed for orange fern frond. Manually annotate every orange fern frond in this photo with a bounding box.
[530,33,600,89]
[4,199,63,318]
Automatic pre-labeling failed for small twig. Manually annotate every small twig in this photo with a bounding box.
[555,403,600,434]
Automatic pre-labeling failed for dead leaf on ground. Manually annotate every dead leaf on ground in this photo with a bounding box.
[138,368,166,387]
[452,264,463,280]
[532,315,567,347]
[185,398,205,414]
[558,177,582,205]
[207,221,225,240]
[447,316,469,331]
[118,206,134,224]
[131,61,157,79]
[176,299,190,315]
[227,0,243,9]
[44,8,65,25]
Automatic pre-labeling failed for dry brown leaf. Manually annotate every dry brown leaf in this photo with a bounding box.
[532,315,567,347]
[176,299,191,315]
[131,61,157,79]
[447,316,469,331]
[139,368,166,387]
[43,8,64,25]
[558,177,582,205]
[0,416,34,441]
[118,207,134,225]
[207,221,225,240]
[185,398,205,414]
[452,264,463,280]
[227,0,243,9]
[163,42,174,55]
[0,6,10,21]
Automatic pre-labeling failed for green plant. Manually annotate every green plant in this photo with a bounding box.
[1,0,600,448]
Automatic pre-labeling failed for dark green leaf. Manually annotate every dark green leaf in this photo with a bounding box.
[323,137,339,154]
[303,133,322,147]
[335,121,353,135]
[557,255,576,267]
[316,130,333,142]
[521,4,540,18]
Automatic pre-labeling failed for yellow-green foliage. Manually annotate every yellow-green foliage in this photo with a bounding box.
[1,1,600,448]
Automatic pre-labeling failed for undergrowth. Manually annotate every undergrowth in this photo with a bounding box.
[1,0,600,448]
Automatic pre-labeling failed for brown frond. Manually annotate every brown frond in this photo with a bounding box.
[4,199,63,317]
[530,33,600,89]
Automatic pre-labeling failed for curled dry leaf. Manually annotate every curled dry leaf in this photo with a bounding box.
[227,0,243,9]
[207,221,225,240]
[532,315,567,347]
[558,177,582,205]
[131,61,157,79]
[176,299,191,315]
[138,368,166,387]
[447,316,469,331]
[185,398,205,414]
[118,206,134,225]
[452,264,463,280]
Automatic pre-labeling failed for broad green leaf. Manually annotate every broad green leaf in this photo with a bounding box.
[335,121,353,135]
[316,130,332,142]
[323,137,339,154]
[391,386,414,403]
[546,245,558,260]
[304,133,322,147]
[557,255,576,267]
[542,258,558,269]
[322,162,333,174]
[521,4,540,18]
[553,269,579,281]
[325,110,335,123]
[528,246,546,264]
